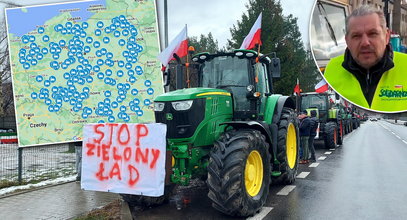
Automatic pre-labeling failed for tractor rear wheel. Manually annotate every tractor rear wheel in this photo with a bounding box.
[272,107,299,185]
[324,122,337,149]
[207,129,271,217]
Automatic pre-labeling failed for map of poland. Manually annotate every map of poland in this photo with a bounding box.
[6,0,163,146]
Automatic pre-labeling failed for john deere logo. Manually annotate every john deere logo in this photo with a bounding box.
[166,113,173,120]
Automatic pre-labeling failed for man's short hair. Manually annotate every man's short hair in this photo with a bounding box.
[345,5,387,35]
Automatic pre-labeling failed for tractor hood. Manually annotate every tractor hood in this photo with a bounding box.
[155,88,231,102]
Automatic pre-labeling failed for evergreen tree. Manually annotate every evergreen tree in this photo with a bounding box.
[189,32,219,53]
[228,0,319,95]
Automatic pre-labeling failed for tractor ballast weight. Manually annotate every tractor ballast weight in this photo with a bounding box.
[122,49,299,217]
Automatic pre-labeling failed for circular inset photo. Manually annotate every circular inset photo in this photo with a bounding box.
[310,1,407,113]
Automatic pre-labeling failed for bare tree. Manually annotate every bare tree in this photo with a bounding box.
[0,2,22,116]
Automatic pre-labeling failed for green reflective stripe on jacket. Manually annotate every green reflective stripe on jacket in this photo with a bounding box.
[324,52,407,112]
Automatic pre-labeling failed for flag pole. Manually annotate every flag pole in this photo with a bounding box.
[185,24,190,88]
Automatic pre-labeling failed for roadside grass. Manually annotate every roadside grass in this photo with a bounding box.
[75,199,122,220]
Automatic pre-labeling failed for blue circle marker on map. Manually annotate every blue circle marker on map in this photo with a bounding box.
[86,36,93,43]
[105,69,112,76]
[108,116,115,122]
[45,98,52,105]
[37,27,45,34]
[31,92,38,99]
[95,29,102,36]
[29,35,36,42]
[144,80,151,87]
[97,72,104,79]
[122,29,129,36]
[49,76,56,83]
[97,21,104,28]
[137,110,143,117]
[118,39,126,46]
[93,66,100,72]
[82,22,89,29]
[129,76,136,83]
[131,89,138,95]
[86,76,93,83]
[104,77,112,84]
[96,59,104,66]
[95,50,102,57]
[93,41,100,48]
[106,52,113,59]
[117,70,124,77]
[103,37,110,44]
[147,88,154,95]
[31,59,38,65]
[23,63,31,70]
[104,90,111,97]
[111,101,118,108]
[22,35,29,43]
[118,60,124,67]
[43,35,50,42]
[59,40,66,46]
[65,22,73,28]
[144,99,151,106]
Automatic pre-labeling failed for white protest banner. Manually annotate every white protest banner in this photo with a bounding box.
[81,123,166,197]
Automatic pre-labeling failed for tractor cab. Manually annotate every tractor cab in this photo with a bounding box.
[192,49,280,120]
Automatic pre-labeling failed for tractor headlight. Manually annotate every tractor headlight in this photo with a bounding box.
[172,100,193,111]
[154,102,165,111]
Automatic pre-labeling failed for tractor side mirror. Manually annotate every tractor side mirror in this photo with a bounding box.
[270,57,281,78]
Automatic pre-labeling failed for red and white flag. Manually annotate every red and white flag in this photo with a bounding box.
[158,25,188,67]
[293,78,300,96]
[315,79,329,93]
[240,13,262,50]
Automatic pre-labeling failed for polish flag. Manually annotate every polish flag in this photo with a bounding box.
[315,79,329,93]
[240,13,262,50]
[158,26,188,67]
[293,78,300,95]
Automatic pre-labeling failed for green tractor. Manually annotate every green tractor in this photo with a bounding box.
[122,49,299,216]
[300,92,343,149]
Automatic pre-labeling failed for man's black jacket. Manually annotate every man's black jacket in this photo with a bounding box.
[341,45,394,107]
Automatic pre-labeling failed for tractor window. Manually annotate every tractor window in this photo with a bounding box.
[200,56,250,111]
[255,63,269,94]
[301,95,327,110]
[201,56,249,88]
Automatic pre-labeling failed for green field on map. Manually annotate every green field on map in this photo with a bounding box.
[6,0,162,146]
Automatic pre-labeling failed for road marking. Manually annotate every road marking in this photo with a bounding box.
[329,148,336,151]
[277,185,296,196]
[318,156,327,160]
[296,172,310,179]
[324,151,332,155]
[246,207,273,220]
[309,163,319,167]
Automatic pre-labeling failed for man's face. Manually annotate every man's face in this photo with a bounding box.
[345,13,390,70]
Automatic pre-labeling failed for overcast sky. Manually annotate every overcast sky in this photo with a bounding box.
[159,0,315,48]
[0,0,316,48]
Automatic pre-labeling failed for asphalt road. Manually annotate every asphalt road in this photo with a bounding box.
[130,120,407,220]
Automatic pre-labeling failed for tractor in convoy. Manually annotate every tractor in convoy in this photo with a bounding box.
[300,92,344,149]
[122,49,299,217]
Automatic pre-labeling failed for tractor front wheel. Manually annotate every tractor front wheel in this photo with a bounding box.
[324,122,338,149]
[272,107,299,185]
[207,129,271,217]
